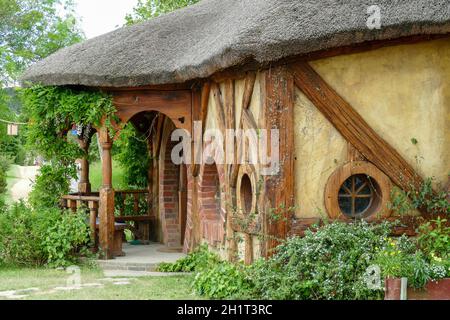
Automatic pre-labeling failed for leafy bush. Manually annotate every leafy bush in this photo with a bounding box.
[375,240,449,288]
[0,166,7,195]
[28,163,76,209]
[157,244,220,272]
[158,244,252,299]
[193,262,253,299]
[0,202,90,267]
[417,217,449,260]
[0,154,11,195]
[249,221,392,300]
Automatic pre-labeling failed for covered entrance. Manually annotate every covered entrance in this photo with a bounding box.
[61,85,195,260]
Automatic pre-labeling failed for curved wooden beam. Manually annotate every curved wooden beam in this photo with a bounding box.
[291,61,428,207]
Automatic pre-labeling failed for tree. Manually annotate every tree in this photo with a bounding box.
[0,0,84,164]
[125,0,200,25]
[0,0,84,86]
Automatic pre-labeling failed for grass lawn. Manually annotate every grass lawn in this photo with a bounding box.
[0,265,199,300]
[89,159,127,191]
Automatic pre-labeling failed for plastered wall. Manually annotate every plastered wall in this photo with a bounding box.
[294,38,450,218]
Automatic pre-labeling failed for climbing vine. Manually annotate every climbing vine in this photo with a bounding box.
[21,85,116,163]
[20,85,116,207]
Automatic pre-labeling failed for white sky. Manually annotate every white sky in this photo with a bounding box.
[74,0,139,39]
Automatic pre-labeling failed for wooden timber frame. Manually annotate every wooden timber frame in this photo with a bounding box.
[90,33,448,260]
[94,84,194,259]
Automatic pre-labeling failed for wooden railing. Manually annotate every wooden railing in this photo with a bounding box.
[61,194,100,248]
[114,190,150,217]
[61,190,153,248]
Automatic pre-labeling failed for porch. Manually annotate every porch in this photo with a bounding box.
[97,243,185,273]
[61,87,196,260]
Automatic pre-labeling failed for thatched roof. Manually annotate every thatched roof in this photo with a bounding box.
[22,0,450,87]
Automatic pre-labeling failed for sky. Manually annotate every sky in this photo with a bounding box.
[74,0,139,39]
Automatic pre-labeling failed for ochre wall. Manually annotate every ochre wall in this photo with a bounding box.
[294,38,450,218]
[293,89,347,218]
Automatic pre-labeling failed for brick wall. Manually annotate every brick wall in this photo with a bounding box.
[198,163,226,246]
[159,138,182,248]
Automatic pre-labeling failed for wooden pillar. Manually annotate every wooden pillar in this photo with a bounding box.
[98,127,115,259]
[88,200,99,251]
[78,139,91,194]
[262,66,295,257]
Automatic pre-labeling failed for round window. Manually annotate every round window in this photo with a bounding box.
[338,174,380,218]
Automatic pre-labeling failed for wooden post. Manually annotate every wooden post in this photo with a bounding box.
[88,200,99,250]
[78,139,92,194]
[262,66,295,257]
[98,127,115,259]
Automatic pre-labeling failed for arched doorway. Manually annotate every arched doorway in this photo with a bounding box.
[159,119,188,248]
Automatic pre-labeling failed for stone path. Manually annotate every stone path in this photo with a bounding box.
[9,166,40,202]
[0,276,136,300]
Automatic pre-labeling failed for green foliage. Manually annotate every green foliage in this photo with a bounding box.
[0,0,84,85]
[28,163,76,209]
[115,192,149,216]
[21,85,115,163]
[417,217,450,263]
[190,222,394,300]
[0,154,11,195]
[389,177,450,216]
[250,221,392,300]
[157,244,220,272]
[21,86,117,207]
[0,201,90,267]
[115,124,150,189]
[193,262,253,299]
[40,208,91,267]
[125,0,200,25]
[374,233,449,289]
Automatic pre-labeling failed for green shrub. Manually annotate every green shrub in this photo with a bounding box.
[250,221,392,300]
[0,202,90,267]
[193,261,253,299]
[157,244,220,272]
[28,163,76,209]
[0,167,7,195]
[0,154,11,195]
[417,217,450,260]
[375,236,450,289]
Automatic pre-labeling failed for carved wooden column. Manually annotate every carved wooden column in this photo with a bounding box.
[262,66,295,257]
[98,127,115,259]
[78,139,91,194]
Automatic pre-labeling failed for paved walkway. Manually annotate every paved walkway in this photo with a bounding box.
[97,243,186,273]
[9,166,40,202]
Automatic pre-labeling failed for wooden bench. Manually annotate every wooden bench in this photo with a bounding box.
[95,219,127,257]
[115,215,155,244]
